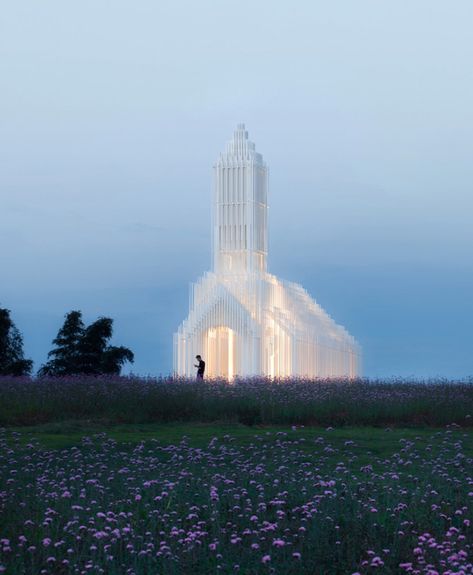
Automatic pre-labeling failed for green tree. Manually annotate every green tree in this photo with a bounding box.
[77,317,113,374]
[78,317,134,375]
[100,345,135,374]
[39,312,134,376]
[38,311,84,376]
[0,307,33,376]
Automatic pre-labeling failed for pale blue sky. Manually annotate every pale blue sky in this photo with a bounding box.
[1,1,472,377]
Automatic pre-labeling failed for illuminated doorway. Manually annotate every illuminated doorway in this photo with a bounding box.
[205,327,237,380]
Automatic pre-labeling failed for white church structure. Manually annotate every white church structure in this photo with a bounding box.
[174,125,361,379]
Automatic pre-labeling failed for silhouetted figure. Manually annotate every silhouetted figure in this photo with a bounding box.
[194,355,205,380]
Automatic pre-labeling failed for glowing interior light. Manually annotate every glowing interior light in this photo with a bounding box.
[228,329,234,382]
[174,124,361,379]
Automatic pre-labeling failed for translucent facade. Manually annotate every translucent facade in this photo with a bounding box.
[174,125,361,379]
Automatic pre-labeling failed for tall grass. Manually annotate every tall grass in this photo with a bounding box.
[1,375,472,427]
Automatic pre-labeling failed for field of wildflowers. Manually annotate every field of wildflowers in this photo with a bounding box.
[1,424,472,574]
[0,376,472,427]
[1,377,472,573]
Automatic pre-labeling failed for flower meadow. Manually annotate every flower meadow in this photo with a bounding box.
[1,376,472,427]
[1,377,473,573]
[0,425,472,574]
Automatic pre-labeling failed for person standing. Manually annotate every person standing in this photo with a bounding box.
[194,355,205,380]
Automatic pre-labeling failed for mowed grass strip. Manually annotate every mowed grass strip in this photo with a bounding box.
[8,421,473,463]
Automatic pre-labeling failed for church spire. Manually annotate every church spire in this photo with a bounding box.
[213,125,268,274]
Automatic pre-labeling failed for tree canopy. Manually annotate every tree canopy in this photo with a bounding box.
[39,311,134,376]
[0,307,33,376]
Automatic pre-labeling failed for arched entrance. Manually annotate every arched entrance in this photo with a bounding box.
[204,326,237,380]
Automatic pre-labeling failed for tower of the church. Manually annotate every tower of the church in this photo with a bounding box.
[174,125,361,380]
[213,124,268,274]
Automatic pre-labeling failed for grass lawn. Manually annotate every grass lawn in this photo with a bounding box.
[8,420,473,464]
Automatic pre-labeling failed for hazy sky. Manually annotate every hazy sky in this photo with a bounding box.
[1,1,472,378]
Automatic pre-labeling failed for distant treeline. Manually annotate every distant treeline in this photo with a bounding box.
[0,307,134,377]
